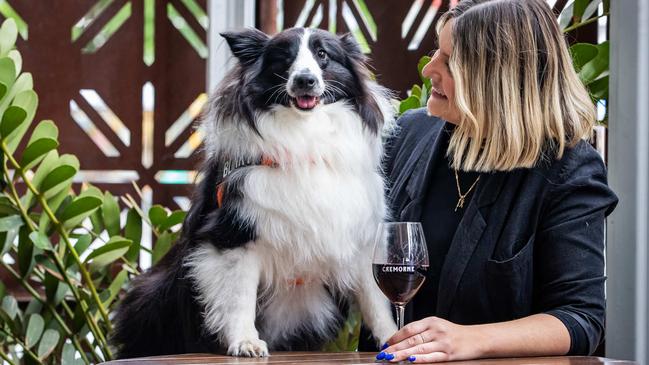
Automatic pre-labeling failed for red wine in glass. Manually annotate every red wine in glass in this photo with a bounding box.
[372,264,429,306]
[372,222,429,329]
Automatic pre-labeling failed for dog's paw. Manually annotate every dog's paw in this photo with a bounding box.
[374,322,399,345]
[227,338,269,357]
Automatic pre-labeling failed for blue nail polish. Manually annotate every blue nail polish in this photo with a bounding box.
[375,352,386,360]
[408,356,416,362]
[385,353,395,361]
[381,343,389,350]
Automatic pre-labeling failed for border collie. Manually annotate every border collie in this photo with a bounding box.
[111,27,397,358]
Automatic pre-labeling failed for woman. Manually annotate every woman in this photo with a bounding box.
[360,0,618,362]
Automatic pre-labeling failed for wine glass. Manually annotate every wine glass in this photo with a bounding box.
[372,222,429,329]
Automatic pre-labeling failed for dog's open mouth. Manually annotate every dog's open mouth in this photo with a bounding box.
[292,95,320,111]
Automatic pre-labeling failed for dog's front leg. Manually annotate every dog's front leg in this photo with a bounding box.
[187,243,268,357]
[355,258,398,346]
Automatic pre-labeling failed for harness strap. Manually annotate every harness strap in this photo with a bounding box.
[215,155,278,208]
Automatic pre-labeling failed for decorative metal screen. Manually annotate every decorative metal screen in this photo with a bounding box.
[3,0,208,210]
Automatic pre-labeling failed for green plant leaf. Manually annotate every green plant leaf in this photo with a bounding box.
[37,328,60,359]
[90,209,104,233]
[0,105,25,139]
[588,75,609,100]
[102,191,121,236]
[40,164,77,194]
[29,231,52,251]
[21,150,58,208]
[0,227,18,255]
[6,89,38,153]
[59,195,102,224]
[28,119,58,144]
[44,272,62,304]
[61,341,75,365]
[573,0,590,21]
[124,208,142,263]
[0,196,18,215]
[419,83,429,107]
[0,281,5,300]
[66,234,92,268]
[0,57,15,101]
[152,232,174,265]
[399,95,420,114]
[148,205,168,228]
[0,19,18,56]
[570,43,598,72]
[18,225,35,276]
[579,41,609,84]
[101,269,128,307]
[417,56,431,84]
[25,313,44,348]
[158,210,186,232]
[582,0,602,22]
[8,49,21,76]
[0,72,31,115]
[24,299,43,317]
[410,84,422,99]
[20,137,59,170]
[1,295,17,319]
[84,236,131,268]
[0,214,21,232]
[559,2,574,30]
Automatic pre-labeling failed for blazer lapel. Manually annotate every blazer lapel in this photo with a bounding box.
[395,123,447,222]
[436,171,507,317]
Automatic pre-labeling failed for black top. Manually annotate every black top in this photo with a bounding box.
[410,123,480,321]
[359,108,618,355]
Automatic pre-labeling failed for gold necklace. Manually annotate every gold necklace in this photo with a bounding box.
[454,169,480,211]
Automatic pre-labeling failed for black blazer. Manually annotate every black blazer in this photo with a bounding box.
[360,108,618,354]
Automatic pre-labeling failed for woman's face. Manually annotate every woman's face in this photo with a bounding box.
[421,20,461,124]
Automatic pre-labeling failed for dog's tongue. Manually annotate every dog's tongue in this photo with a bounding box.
[296,96,318,109]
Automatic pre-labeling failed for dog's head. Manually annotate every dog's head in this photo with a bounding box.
[218,27,386,133]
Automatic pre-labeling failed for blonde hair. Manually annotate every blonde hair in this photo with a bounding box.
[440,0,596,172]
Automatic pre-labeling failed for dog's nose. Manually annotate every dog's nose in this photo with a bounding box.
[294,73,317,91]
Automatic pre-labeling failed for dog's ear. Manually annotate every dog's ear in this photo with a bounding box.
[339,33,383,134]
[339,33,364,61]
[221,28,269,66]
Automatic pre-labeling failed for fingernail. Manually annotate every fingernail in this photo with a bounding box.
[408,356,416,362]
[381,343,389,350]
[375,352,386,360]
[385,353,395,361]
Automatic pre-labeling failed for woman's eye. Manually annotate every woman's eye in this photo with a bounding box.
[317,49,327,59]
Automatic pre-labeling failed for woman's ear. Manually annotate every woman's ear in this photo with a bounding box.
[220,28,270,66]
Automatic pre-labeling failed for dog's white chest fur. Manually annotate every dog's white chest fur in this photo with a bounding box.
[246,103,384,278]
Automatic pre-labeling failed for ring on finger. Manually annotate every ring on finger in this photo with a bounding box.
[418,333,426,344]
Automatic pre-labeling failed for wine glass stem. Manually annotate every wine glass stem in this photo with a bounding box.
[395,304,405,329]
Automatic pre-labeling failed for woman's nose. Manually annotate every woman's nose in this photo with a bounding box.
[422,60,440,84]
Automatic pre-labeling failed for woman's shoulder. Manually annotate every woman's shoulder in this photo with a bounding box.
[535,139,607,184]
[531,139,617,216]
[395,107,445,136]
[387,108,445,152]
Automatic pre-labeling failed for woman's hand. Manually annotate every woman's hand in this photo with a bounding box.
[377,316,487,363]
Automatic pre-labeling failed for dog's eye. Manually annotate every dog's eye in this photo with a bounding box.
[317,49,327,59]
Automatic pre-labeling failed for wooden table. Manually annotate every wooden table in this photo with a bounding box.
[102,352,637,365]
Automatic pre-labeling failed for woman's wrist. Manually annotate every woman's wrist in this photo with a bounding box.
[467,323,494,359]
[463,314,571,359]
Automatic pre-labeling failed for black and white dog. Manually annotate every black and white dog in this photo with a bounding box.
[111,27,397,358]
